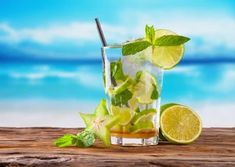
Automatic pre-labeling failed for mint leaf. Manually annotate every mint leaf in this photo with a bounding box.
[54,134,76,147]
[145,25,155,43]
[54,130,95,148]
[151,84,159,100]
[76,130,95,147]
[135,71,142,83]
[155,35,190,46]
[111,59,126,81]
[135,107,140,113]
[111,89,133,106]
[122,40,151,56]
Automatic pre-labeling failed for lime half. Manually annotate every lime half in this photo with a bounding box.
[151,29,185,70]
[160,104,202,144]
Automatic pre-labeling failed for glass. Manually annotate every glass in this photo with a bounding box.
[101,45,163,146]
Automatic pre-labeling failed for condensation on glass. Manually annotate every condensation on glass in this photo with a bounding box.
[101,45,163,146]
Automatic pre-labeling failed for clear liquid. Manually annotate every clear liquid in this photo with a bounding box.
[105,54,162,133]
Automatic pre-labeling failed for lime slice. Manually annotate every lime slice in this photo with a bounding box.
[108,77,133,95]
[111,105,134,126]
[131,109,156,124]
[151,29,185,69]
[130,121,154,133]
[130,109,156,133]
[110,124,122,132]
[133,71,159,104]
[160,104,202,144]
[128,95,139,111]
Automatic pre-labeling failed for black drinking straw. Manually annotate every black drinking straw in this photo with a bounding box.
[95,18,117,86]
[95,18,107,47]
[95,18,106,64]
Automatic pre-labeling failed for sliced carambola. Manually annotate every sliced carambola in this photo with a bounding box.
[80,99,119,146]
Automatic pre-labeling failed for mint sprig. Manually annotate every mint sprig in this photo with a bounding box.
[145,25,155,44]
[54,134,76,147]
[54,130,95,148]
[122,25,190,56]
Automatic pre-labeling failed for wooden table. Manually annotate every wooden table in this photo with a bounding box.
[0,128,234,167]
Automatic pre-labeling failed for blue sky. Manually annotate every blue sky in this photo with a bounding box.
[0,1,235,127]
[0,0,235,60]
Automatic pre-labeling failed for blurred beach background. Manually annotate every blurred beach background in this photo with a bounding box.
[0,0,234,127]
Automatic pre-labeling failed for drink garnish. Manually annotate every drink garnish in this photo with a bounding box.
[122,25,190,69]
[54,99,119,147]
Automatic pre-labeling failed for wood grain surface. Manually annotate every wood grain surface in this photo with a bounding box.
[0,127,234,167]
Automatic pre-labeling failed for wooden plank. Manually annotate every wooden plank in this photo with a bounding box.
[0,128,234,167]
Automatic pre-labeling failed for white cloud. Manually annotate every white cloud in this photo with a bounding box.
[0,100,97,127]
[181,64,235,93]
[191,101,235,127]
[0,22,98,44]
[0,12,235,56]
[9,65,102,89]
[0,22,130,45]
[166,66,200,77]
[123,12,235,56]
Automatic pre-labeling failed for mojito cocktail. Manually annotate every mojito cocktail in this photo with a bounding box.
[54,23,201,148]
[102,45,163,145]
[101,25,190,146]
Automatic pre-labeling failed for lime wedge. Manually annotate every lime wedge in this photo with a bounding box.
[128,95,139,111]
[131,109,156,124]
[110,124,122,132]
[129,109,156,133]
[151,29,185,69]
[160,104,202,144]
[133,71,159,104]
[130,121,154,133]
[111,105,134,126]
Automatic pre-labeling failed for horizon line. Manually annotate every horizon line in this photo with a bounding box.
[0,57,235,65]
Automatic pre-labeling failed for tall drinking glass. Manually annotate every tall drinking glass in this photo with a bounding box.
[102,45,163,146]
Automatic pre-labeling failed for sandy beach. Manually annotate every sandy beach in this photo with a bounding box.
[0,100,234,128]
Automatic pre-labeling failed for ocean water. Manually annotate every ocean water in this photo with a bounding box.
[0,62,235,127]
